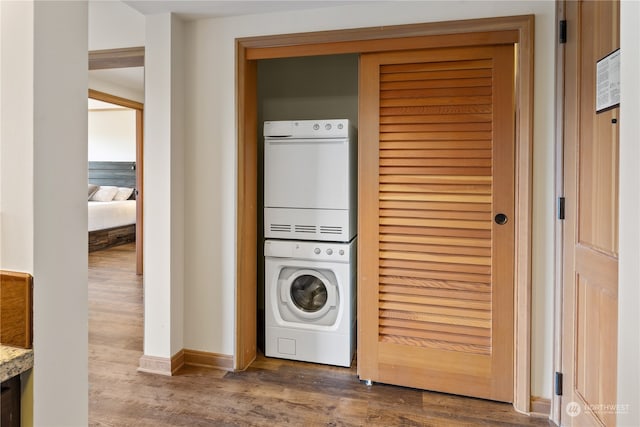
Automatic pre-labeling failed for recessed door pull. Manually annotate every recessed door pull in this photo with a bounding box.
[495,213,508,225]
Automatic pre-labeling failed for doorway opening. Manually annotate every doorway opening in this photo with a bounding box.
[88,47,144,274]
[87,89,143,273]
[255,54,359,352]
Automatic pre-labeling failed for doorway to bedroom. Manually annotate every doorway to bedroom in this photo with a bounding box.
[87,90,144,274]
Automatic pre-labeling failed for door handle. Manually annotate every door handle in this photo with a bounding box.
[494,213,508,225]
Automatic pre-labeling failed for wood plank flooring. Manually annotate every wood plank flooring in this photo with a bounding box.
[89,243,552,426]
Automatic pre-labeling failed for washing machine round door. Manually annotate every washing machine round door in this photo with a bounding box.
[281,269,337,321]
[291,274,327,312]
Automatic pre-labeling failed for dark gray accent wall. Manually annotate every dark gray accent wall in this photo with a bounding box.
[88,161,136,190]
[257,54,359,125]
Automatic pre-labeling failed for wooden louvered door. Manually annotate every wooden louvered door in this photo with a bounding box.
[358,44,515,402]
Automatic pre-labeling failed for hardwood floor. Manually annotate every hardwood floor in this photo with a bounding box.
[89,243,552,426]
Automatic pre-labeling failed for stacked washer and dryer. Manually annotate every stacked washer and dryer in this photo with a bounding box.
[263,119,357,367]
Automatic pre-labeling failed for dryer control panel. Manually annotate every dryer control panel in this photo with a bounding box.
[264,119,350,139]
[264,239,355,263]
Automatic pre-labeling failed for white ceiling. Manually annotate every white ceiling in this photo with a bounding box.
[124,1,364,20]
[90,67,144,91]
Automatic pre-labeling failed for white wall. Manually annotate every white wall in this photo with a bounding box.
[88,1,145,103]
[170,13,186,358]
[175,1,556,399]
[617,1,640,425]
[1,0,34,273]
[88,0,144,50]
[33,2,89,422]
[88,109,137,161]
[143,13,185,360]
[1,1,88,425]
[0,4,36,424]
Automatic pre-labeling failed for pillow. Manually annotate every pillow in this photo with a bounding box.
[88,184,99,200]
[113,187,134,201]
[90,186,118,202]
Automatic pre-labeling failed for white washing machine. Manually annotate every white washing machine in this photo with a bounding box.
[264,238,356,367]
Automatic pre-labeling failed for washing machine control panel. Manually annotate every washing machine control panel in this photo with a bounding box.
[265,239,354,263]
[302,243,349,262]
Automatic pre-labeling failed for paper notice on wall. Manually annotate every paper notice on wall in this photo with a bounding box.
[596,49,620,113]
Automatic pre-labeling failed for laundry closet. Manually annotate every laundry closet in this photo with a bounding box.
[238,17,534,408]
[256,54,359,360]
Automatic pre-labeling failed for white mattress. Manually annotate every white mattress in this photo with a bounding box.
[88,200,136,232]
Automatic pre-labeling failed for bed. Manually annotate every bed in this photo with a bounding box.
[88,161,137,252]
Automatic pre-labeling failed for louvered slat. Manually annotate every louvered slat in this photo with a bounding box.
[381,228,487,240]
[379,283,490,301]
[379,233,491,248]
[379,175,491,184]
[380,241,491,257]
[380,149,492,159]
[381,270,490,284]
[379,292,491,310]
[379,268,492,286]
[379,308,490,329]
[379,68,493,83]
[380,318,491,339]
[379,199,492,211]
[379,326,490,347]
[379,335,490,355]
[380,259,491,276]
[380,86,492,98]
[381,60,493,74]
[381,104,492,116]
[380,122,493,131]
[380,166,492,176]
[379,191,491,203]
[380,77,491,90]
[380,115,492,126]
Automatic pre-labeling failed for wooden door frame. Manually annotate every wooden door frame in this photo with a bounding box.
[88,47,144,275]
[236,15,534,413]
[88,89,144,275]
[552,2,566,424]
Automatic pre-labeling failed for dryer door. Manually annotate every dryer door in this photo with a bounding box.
[277,268,339,327]
[264,137,350,210]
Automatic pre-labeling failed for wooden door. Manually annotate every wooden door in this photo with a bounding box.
[561,1,619,425]
[358,44,515,402]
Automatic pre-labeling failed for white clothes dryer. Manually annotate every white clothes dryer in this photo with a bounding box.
[264,238,356,367]
[263,119,357,242]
